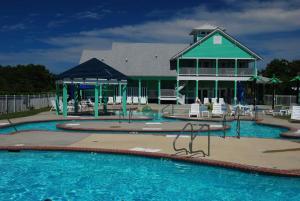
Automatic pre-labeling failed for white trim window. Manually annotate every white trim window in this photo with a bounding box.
[213,36,222,44]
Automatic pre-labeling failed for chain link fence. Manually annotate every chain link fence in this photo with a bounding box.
[0,93,55,114]
[263,95,296,106]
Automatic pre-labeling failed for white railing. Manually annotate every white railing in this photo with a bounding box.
[161,89,176,97]
[264,95,296,106]
[0,93,55,114]
[179,67,254,76]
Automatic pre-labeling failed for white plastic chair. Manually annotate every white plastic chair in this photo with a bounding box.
[108,97,114,104]
[133,96,139,104]
[204,98,209,105]
[115,96,122,104]
[127,96,132,104]
[140,96,147,105]
[212,103,223,117]
[211,98,217,104]
[189,103,200,118]
[219,98,225,105]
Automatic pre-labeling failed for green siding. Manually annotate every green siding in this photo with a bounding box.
[183,32,255,59]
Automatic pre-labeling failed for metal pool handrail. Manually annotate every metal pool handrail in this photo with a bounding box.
[173,122,211,157]
[161,104,171,114]
[222,114,227,138]
[7,118,17,132]
[235,107,241,139]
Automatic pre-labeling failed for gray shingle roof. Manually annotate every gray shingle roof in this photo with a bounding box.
[80,42,187,77]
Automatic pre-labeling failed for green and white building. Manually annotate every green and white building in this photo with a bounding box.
[80,25,262,105]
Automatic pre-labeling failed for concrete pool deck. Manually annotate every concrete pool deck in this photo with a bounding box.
[0,111,300,176]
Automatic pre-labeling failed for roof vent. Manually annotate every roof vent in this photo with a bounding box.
[125,58,128,62]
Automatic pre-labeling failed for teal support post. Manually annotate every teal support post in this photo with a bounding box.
[195,80,199,99]
[122,84,127,115]
[62,83,67,117]
[158,80,161,104]
[99,84,102,104]
[74,84,78,113]
[215,59,218,98]
[118,82,121,97]
[254,60,257,76]
[176,80,179,104]
[176,58,180,104]
[55,82,59,115]
[234,80,237,105]
[94,83,99,117]
[196,59,199,75]
[80,89,82,98]
[234,59,238,105]
[138,79,141,103]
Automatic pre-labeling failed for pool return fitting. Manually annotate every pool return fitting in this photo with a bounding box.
[173,123,211,157]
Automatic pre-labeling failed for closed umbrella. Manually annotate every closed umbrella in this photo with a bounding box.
[249,75,263,109]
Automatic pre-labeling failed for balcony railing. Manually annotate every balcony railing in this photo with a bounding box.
[178,67,254,76]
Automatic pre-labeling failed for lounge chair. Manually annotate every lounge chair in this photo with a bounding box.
[204,98,209,105]
[189,103,200,118]
[140,96,147,105]
[291,106,300,121]
[115,96,122,104]
[212,103,223,117]
[50,100,57,111]
[133,96,139,104]
[211,98,217,104]
[219,98,225,105]
[108,97,114,104]
[272,105,283,116]
[200,105,210,118]
[127,96,132,104]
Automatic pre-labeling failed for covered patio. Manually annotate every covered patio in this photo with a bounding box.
[56,58,128,117]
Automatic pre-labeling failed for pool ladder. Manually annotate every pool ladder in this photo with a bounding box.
[7,118,18,132]
[118,107,133,123]
[173,123,210,157]
[235,108,241,139]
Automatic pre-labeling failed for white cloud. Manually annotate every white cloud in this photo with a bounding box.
[1,23,26,32]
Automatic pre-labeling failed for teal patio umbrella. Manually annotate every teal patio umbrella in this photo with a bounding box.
[268,74,282,109]
[291,75,300,104]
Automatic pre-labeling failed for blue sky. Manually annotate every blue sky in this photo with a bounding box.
[0,0,299,73]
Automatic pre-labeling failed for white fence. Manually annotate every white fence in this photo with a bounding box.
[263,95,296,106]
[0,93,55,114]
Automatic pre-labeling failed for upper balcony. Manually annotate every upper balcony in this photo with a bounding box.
[177,59,256,77]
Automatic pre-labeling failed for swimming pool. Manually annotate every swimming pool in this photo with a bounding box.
[0,151,299,201]
[0,117,287,138]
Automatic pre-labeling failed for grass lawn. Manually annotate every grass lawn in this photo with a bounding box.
[0,107,50,120]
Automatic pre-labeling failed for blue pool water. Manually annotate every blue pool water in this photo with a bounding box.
[0,117,287,138]
[0,151,299,201]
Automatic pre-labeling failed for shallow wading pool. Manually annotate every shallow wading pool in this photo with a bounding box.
[0,151,299,201]
[0,117,288,138]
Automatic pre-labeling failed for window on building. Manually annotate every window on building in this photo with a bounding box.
[213,36,222,44]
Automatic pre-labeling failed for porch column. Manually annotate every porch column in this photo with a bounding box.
[158,80,161,104]
[122,84,127,115]
[215,59,218,98]
[94,83,99,117]
[195,59,199,99]
[254,60,257,76]
[62,83,67,117]
[138,79,141,103]
[118,82,122,96]
[176,80,179,104]
[195,80,199,99]
[176,58,180,104]
[234,59,238,105]
[74,84,78,113]
[55,82,59,115]
[99,84,102,104]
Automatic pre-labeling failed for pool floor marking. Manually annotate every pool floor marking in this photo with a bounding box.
[145,122,162,125]
[166,135,189,138]
[142,128,162,130]
[66,123,80,126]
[129,147,161,152]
